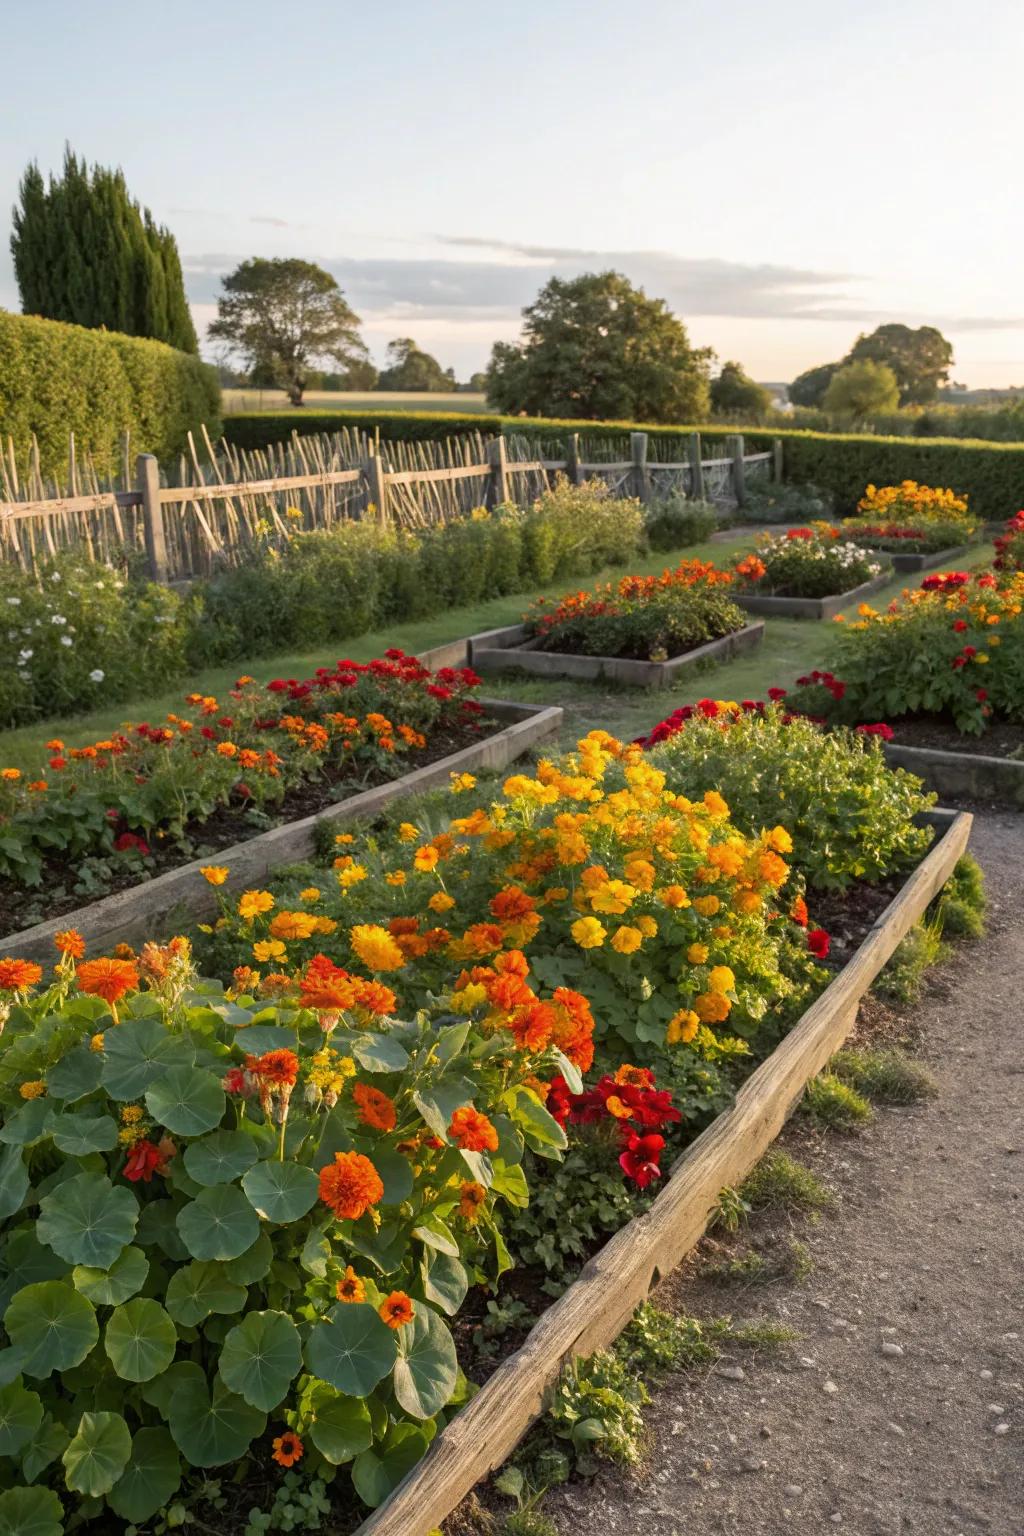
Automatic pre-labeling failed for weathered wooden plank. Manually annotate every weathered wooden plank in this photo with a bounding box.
[383,464,489,488]
[358,809,972,1536]
[157,470,362,504]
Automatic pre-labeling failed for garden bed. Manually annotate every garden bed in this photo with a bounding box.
[733,570,891,621]
[884,729,1024,806]
[865,543,972,573]
[358,805,972,1536]
[0,698,562,963]
[468,620,765,689]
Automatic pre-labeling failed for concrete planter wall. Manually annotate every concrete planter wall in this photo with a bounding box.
[884,741,1024,807]
[468,621,765,689]
[0,700,562,964]
[733,570,890,621]
[864,542,973,573]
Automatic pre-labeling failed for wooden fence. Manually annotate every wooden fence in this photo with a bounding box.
[0,428,781,584]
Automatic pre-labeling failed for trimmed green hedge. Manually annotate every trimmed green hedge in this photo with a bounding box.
[0,311,221,478]
[223,410,1024,520]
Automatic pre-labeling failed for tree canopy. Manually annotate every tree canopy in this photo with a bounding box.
[377,338,454,392]
[846,324,953,405]
[209,258,367,405]
[710,361,772,421]
[788,361,841,409]
[822,359,900,424]
[10,146,197,353]
[485,271,712,423]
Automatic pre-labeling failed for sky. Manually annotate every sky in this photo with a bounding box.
[1,0,1023,386]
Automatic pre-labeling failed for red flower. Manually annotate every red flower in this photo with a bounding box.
[767,686,788,701]
[953,619,968,633]
[114,832,151,856]
[124,1136,175,1183]
[855,723,894,742]
[546,1075,573,1127]
[807,928,831,959]
[618,1131,665,1189]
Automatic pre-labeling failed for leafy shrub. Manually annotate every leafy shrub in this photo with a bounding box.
[0,310,219,478]
[644,496,718,551]
[741,481,835,524]
[644,702,934,891]
[0,931,580,1524]
[993,510,1024,573]
[732,524,881,598]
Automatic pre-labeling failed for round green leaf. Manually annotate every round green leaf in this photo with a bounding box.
[232,1025,296,1054]
[0,1099,51,1145]
[0,1144,28,1222]
[183,1130,259,1187]
[45,1045,104,1102]
[104,1298,177,1383]
[62,1410,132,1497]
[145,1066,225,1137]
[0,1487,64,1536]
[73,1245,149,1306]
[167,1377,265,1467]
[304,1303,397,1397]
[351,1423,430,1508]
[241,1159,319,1223]
[21,1416,69,1483]
[219,1310,301,1411]
[393,1305,458,1419]
[4,1282,98,1376]
[37,1171,138,1268]
[139,1359,205,1415]
[307,1385,373,1465]
[49,1112,118,1156]
[0,1380,43,1456]
[107,1426,182,1524]
[100,1017,189,1100]
[165,1260,247,1326]
[222,1230,273,1285]
[421,1249,469,1317]
[135,1198,189,1260]
[176,1185,260,1261]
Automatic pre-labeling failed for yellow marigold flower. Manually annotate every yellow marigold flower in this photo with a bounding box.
[1,769,21,782]
[413,846,440,873]
[350,924,406,972]
[200,865,230,886]
[268,911,318,941]
[635,915,658,938]
[238,890,275,920]
[571,916,607,950]
[708,965,736,995]
[713,923,732,939]
[975,653,989,664]
[695,991,731,1023]
[429,891,456,913]
[687,943,709,964]
[768,826,793,854]
[253,940,287,962]
[450,982,489,1014]
[734,889,762,915]
[398,823,420,842]
[693,895,720,917]
[659,885,690,909]
[334,832,355,845]
[450,772,477,793]
[90,1033,105,1052]
[314,916,337,935]
[611,925,643,955]
[757,852,789,887]
[336,864,368,890]
[300,887,322,903]
[385,872,407,887]
[703,790,729,818]
[666,1009,700,1045]
[121,1105,144,1124]
[590,879,636,915]
[19,1080,45,1099]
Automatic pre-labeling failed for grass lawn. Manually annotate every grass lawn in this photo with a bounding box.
[221,389,490,416]
[0,535,994,775]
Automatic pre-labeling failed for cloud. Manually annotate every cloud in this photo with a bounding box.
[250,216,292,228]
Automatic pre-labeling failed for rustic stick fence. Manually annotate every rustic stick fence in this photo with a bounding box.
[0,428,780,583]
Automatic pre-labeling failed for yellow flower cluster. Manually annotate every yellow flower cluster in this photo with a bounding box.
[856,480,970,524]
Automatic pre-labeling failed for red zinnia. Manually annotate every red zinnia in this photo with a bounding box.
[807,928,831,959]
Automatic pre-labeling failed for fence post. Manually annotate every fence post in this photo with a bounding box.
[137,453,168,583]
[488,435,509,507]
[731,434,747,508]
[687,433,705,502]
[364,444,388,521]
[630,431,649,502]
[567,432,582,486]
[773,437,784,482]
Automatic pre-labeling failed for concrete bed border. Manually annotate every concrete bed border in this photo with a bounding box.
[358,806,972,1536]
[860,542,973,573]
[884,742,1024,807]
[733,569,891,621]
[467,621,765,689]
[0,699,562,964]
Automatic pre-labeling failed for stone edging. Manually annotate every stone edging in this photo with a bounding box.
[867,542,973,573]
[884,742,1024,807]
[468,622,765,689]
[733,569,891,621]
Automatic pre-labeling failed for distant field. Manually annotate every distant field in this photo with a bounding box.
[221,389,490,415]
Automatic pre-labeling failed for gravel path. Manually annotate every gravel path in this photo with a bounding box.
[545,811,1024,1536]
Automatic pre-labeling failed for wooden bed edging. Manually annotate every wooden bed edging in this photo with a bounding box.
[469,621,765,690]
[358,806,972,1536]
[0,700,562,964]
[733,569,891,621]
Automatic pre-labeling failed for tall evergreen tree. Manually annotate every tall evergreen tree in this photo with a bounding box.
[10,146,198,353]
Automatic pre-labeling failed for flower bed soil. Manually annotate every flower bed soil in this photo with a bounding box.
[882,717,1024,808]
[468,621,765,689]
[733,570,891,621]
[888,715,1024,758]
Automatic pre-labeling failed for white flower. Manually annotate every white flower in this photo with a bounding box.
[50,571,61,582]
[89,669,105,683]
[18,648,33,663]
[60,635,73,648]
[5,597,19,607]
[51,615,67,626]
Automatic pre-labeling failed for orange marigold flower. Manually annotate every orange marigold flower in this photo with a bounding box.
[19,1080,46,1100]
[238,889,275,920]
[252,1049,299,1088]
[379,1291,415,1329]
[790,895,809,927]
[318,1150,385,1220]
[353,979,397,1017]
[271,1432,304,1468]
[459,1180,487,1222]
[335,1265,366,1303]
[76,957,140,1005]
[489,885,536,923]
[448,1104,499,1153]
[0,958,43,992]
[350,924,406,972]
[695,990,731,1024]
[614,1064,654,1088]
[413,846,440,872]
[54,929,86,959]
[352,1082,397,1132]
[200,865,229,885]
[268,910,319,941]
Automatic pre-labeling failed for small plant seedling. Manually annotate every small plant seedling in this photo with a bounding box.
[711,1184,752,1232]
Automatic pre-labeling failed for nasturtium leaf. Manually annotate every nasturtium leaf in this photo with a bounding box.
[351,1423,431,1508]
[412,1079,475,1141]
[0,1228,68,1314]
[489,1159,529,1208]
[0,1099,51,1145]
[435,1019,471,1064]
[219,1310,301,1411]
[0,1486,64,1536]
[412,1218,458,1257]
[315,1104,354,1165]
[241,1160,319,1224]
[421,1250,468,1317]
[62,1410,131,1497]
[183,1130,259,1187]
[458,1148,492,1188]
[306,1384,373,1464]
[304,1303,397,1397]
[45,1045,104,1102]
[232,1025,296,1054]
[0,1144,28,1222]
[299,1229,331,1278]
[20,1415,69,1483]
[145,1066,225,1138]
[135,1198,190,1260]
[107,1427,182,1524]
[139,1359,205,1415]
[0,1380,43,1456]
[509,1089,568,1156]
[352,1034,409,1073]
[73,1245,149,1306]
[49,1112,118,1156]
[167,1376,266,1467]
[222,1231,273,1286]
[4,1282,98,1376]
[0,1348,25,1387]
[359,1145,413,1206]
[176,1185,259,1261]
[100,1017,188,1100]
[104,1298,177,1382]
[37,1171,138,1269]
[393,1305,458,1419]
[165,1260,247,1326]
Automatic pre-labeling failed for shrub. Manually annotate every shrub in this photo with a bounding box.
[732,524,881,598]
[0,932,580,1524]
[0,311,220,478]
[993,510,1024,573]
[740,481,835,524]
[643,702,934,891]
[643,496,718,551]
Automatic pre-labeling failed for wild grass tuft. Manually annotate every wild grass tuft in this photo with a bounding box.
[831,1046,938,1105]
[741,1150,835,1214]
[706,1237,814,1286]
[876,918,948,1004]
[935,853,987,938]
[803,1071,874,1131]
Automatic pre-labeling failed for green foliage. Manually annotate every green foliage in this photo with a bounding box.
[823,360,901,424]
[934,853,987,937]
[802,1072,873,1131]
[485,271,712,423]
[243,1472,332,1533]
[710,362,772,422]
[843,518,974,554]
[650,705,935,891]
[830,1048,937,1105]
[711,1185,751,1234]
[740,480,835,524]
[11,147,197,352]
[740,1151,834,1213]
[547,1350,649,1469]
[378,339,454,393]
[789,363,840,409]
[0,311,220,480]
[644,496,718,551]
[847,324,953,407]
[876,919,948,1004]
[528,577,746,663]
[737,527,881,599]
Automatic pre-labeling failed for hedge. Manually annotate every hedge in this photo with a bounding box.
[0,311,221,478]
[223,410,1024,520]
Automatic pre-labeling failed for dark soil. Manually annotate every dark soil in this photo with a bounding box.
[0,714,504,940]
[890,714,1024,759]
[531,620,746,663]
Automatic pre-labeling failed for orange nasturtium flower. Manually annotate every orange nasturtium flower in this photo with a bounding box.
[378,1291,415,1329]
[448,1104,499,1153]
[352,1082,397,1132]
[459,1181,487,1223]
[318,1151,385,1221]
[335,1266,367,1303]
[0,959,43,992]
[271,1432,304,1468]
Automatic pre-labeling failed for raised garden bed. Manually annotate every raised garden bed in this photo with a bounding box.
[468,621,765,689]
[358,805,972,1536]
[733,569,891,621]
[0,698,562,963]
[864,542,973,573]
[884,725,1024,806]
